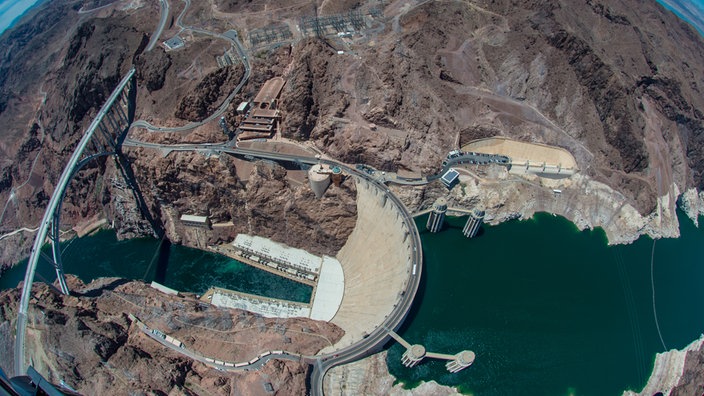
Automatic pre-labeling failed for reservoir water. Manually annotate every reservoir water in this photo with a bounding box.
[387,211,704,396]
[2,211,703,395]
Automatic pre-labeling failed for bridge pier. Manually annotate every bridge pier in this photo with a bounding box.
[98,123,118,151]
[114,101,129,124]
[49,212,70,295]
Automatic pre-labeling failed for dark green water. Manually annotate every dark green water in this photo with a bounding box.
[387,211,704,396]
[0,229,312,303]
[2,212,703,395]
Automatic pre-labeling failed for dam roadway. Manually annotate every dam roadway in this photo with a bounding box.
[121,139,423,396]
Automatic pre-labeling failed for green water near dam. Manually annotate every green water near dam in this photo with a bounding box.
[0,229,312,303]
[387,211,704,396]
[2,211,704,395]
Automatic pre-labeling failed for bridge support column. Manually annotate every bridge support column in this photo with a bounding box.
[113,102,129,126]
[98,122,118,152]
[105,111,122,136]
[49,215,70,295]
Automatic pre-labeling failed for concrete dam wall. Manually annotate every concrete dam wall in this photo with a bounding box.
[327,178,414,350]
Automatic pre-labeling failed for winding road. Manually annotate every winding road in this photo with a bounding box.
[131,0,251,133]
[146,0,170,52]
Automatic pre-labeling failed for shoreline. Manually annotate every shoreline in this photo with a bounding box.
[654,0,704,37]
[3,186,704,395]
[0,0,49,37]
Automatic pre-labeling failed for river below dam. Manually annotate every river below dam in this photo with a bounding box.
[2,211,704,395]
[0,230,312,303]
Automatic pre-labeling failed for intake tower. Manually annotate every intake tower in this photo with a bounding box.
[426,197,447,233]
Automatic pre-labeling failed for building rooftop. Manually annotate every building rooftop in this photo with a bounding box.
[233,234,322,274]
[433,197,448,211]
[237,101,250,112]
[239,123,273,132]
[440,168,460,188]
[309,163,332,182]
[250,108,280,119]
[309,256,345,321]
[163,36,184,50]
[180,214,208,223]
[253,77,285,108]
[210,288,311,318]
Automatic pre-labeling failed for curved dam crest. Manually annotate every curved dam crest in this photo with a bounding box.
[326,177,415,351]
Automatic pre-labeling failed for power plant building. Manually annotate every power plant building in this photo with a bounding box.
[236,101,251,115]
[237,77,285,140]
[426,197,447,233]
[462,208,484,238]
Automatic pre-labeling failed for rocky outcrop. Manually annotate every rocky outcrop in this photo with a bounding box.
[279,40,348,141]
[135,49,172,92]
[0,4,156,268]
[679,188,704,226]
[623,335,704,396]
[57,18,147,129]
[121,148,357,257]
[175,65,245,122]
[2,0,703,267]
[0,277,342,395]
[272,0,704,221]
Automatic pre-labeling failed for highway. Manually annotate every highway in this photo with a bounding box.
[120,138,424,395]
[146,0,170,52]
[14,69,136,377]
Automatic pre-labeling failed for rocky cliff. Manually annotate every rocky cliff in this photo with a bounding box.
[0,276,342,395]
[116,146,357,257]
[3,0,703,264]
[0,2,157,269]
[623,335,704,396]
[272,0,704,236]
[1,0,704,394]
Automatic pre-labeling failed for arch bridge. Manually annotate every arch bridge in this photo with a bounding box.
[14,68,140,376]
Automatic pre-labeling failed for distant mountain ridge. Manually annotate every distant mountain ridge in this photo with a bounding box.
[0,0,43,35]
[655,0,704,35]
